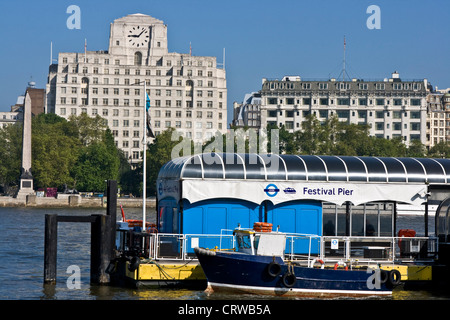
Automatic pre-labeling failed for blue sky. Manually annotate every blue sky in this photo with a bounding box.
[0,0,449,123]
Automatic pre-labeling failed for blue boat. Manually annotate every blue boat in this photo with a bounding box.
[194,223,396,297]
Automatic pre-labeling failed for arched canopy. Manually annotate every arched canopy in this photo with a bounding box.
[157,153,450,206]
[158,153,450,184]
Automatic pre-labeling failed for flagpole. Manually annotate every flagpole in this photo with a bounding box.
[143,81,147,231]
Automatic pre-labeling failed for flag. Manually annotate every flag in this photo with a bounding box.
[146,93,155,138]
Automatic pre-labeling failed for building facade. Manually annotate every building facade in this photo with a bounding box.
[232,92,261,128]
[46,14,227,165]
[426,90,445,147]
[0,83,44,129]
[255,72,428,146]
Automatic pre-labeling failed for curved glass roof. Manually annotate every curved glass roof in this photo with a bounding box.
[157,153,450,184]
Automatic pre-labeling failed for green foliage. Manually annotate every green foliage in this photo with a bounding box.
[0,113,124,194]
[145,128,193,196]
[0,123,22,194]
[271,114,426,158]
[31,113,80,190]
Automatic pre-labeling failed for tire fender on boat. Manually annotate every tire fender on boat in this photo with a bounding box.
[128,256,140,272]
[267,262,282,277]
[388,269,401,286]
[282,273,297,288]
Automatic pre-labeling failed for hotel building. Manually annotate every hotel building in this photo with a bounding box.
[46,14,227,166]
[234,72,428,146]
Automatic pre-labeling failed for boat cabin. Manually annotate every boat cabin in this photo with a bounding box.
[234,228,286,257]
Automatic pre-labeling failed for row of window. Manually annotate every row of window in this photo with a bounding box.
[268,110,422,119]
[266,81,423,91]
[268,120,421,131]
[62,86,221,98]
[60,75,216,88]
[59,97,223,109]
[153,110,222,119]
[153,121,218,130]
[58,107,223,121]
[61,56,215,68]
[267,97,423,106]
[62,65,216,77]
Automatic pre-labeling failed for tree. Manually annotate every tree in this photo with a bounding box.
[0,123,22,194]
[69,114,121,192]
[146,128,193,196]
[407,139,426,158]
[31,114,81,190]
[428,141,450,158]
[71,136,119,192]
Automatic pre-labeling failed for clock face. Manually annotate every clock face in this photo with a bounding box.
[127,25,149,47]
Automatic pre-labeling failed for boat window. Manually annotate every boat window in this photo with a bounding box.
[236,234,252,251]
[253,235,260,251]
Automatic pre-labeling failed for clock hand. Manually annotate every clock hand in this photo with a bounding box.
[128,34,139,38]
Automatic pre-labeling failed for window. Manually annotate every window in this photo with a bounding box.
[410,111,421,119]
[337,98,350,106]
[134,52,142,66]
[410,122,420,131]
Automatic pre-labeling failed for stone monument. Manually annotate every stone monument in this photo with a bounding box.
[16,89,34,200]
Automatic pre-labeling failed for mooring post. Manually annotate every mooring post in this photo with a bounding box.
[44,214,57,284]
[106,180,117,251]
[91,214,112,284]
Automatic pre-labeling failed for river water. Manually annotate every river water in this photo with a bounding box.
[0,206,448,301]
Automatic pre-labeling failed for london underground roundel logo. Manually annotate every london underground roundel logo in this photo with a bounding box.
[264,184,280,197]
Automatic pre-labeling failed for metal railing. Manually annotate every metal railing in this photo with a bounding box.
[319,236,439,263]
[117,229,439,266]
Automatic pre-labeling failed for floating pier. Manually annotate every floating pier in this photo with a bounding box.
[111,259,206,288]
[43,178,450,294]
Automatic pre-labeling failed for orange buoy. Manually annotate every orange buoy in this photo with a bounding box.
[253,222,273,232]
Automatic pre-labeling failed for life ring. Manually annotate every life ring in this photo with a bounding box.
[253,222,273,232]
[310,258,325,268]
[388,269,401,286]
[147,223,158,233]
[126,219,152,229]
[267,262,282,277]
[128,256,140,272]
[282,273,297,288]
[334,262,348,270]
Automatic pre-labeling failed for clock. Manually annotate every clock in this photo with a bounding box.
[127,25,149,47]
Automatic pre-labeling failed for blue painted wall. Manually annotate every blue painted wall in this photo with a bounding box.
[158,197,322,254]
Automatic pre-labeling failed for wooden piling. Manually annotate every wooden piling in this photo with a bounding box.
[90,214,113,284]
[44,214,57,284]
[106,180,117,252]
[43,180,118,285]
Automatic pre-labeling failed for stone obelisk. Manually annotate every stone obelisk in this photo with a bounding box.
[16,90,34,200]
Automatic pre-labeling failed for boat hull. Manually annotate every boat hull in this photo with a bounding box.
[194,248,392,297]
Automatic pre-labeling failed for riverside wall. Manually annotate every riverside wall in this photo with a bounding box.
[0,194,156,208]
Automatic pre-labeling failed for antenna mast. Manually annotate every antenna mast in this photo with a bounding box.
[342,36,346,82]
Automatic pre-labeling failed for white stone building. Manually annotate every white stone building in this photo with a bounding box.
[256,72,428,146]
[46,14,227,166]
